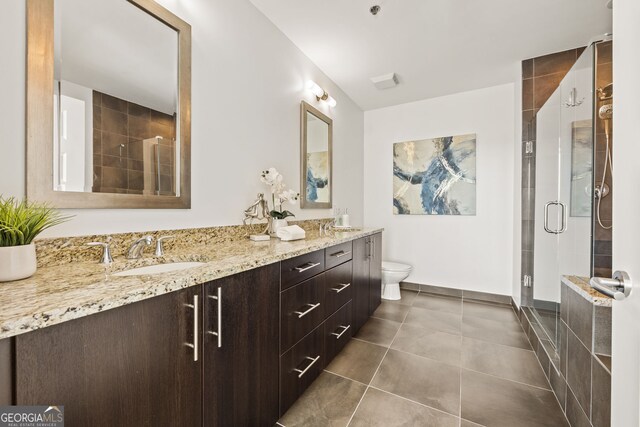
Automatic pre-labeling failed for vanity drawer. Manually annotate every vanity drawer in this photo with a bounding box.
[324,260,353,317]
[324,301,353,363]
[281,250,325,291]
[281,274,325,353]
[280,325,324,415]
[325,241,353,270]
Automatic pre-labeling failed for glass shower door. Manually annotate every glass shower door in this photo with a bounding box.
[533,45,594,348]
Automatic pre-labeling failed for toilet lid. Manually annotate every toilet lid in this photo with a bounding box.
[382,261,412,272]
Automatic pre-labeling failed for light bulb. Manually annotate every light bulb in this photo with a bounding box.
[306,80,325,98]
[326,96,337,107]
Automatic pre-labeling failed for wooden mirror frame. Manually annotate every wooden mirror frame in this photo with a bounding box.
[26,0,191,208]
[300,101,333,209]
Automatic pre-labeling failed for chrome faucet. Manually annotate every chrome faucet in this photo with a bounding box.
[320,219,336,236]
[127,236,153,259]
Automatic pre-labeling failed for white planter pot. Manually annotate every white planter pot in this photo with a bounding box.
[0,243,37,282]
[270,219,288,237]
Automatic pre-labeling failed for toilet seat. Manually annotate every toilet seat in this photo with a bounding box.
[382,261,412,273]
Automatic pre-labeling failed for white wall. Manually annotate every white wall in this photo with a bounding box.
[0,0,364,237]
[611,0,640,424]
[364,84,516,296]
[512,67,523,307]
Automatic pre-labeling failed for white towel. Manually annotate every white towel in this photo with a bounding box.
[276,225,306,241]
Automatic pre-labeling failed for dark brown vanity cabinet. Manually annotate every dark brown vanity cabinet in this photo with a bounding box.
[352,233,383,333]
[6,236,380,427]
[203,264,280,427]
[14,286,203,427]
[279,243,358,416]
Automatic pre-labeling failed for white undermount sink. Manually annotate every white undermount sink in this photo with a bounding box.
[113,262,207,277]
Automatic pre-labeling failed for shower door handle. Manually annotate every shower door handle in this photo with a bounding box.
[558,202,567,233]
[544,201,567,234]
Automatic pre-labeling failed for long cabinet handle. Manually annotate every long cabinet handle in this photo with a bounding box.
[294,262,321,273]
[330,250,351,258]
[184,295,199,362]
[331,283,351,293]
[207,287,222,348]
[293,303,321,318]
[293,355,321,378]
[331,324,351,340]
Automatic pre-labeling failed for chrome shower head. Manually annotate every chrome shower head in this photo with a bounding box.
[599,104,613,120]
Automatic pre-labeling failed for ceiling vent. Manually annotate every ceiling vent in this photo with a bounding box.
[371,73,399,90]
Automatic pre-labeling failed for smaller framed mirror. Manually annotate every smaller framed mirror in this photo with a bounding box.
[300,101,332,209]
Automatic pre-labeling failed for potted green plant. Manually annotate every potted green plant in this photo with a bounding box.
[0,197,71,282]
[260,168,299,237]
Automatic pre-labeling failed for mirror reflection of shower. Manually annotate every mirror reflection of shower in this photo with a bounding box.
[595,83,613,230]
[143,136,176,197]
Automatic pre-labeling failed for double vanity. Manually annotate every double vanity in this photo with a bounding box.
[0,226,382,427]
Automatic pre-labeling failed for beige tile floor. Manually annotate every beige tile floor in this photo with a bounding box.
[278,289,569,427]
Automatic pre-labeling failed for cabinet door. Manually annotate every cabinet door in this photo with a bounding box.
[15,286,203,427]
[203,264,280,427]
[369,233,383,315]
[352,236,371,333]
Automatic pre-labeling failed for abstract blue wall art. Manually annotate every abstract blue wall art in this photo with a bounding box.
[393,134,477,215]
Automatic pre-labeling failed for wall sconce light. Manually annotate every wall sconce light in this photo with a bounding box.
[306,80,337,107]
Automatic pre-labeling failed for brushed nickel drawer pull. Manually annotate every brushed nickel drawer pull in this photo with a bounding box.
[293,355,320,378]
[184,294,199,362]
[294,262,321,273]
[331,283,351,293]
[330,250,351,258]
[331,324,351,340]
[293,303,321,318]
[207,287,222,348]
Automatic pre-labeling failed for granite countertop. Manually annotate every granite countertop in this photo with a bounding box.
[562,275,612,307]
[0,228,382,340]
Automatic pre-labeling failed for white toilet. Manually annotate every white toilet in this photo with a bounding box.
[381,261,413,301]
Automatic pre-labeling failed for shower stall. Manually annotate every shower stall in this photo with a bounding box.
[529,39,613,349]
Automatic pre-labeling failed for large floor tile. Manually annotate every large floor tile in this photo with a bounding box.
[387,289,419,306]
[371,349,461,416]
[413,293,463,314]
[461,420,485,427]
[279,371,367,427]
[371,301,411,323]
[461,370,568,427]
[403,306,462,336]
[349,387,459,427]
[462,315,531,350]
[391,324,462,366]
[325,339,387,384]
[354,317,402,347]
[461,337,550,389]
[462,301,520,324]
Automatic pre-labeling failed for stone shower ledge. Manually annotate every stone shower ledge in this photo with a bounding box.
[561,275,612,307]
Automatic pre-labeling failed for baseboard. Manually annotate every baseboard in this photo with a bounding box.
[400,282,511,306]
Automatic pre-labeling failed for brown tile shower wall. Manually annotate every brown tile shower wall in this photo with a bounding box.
[92,91,176,195]
[593,41,613,277]
[518,283,611,427]
[520,48,585,305]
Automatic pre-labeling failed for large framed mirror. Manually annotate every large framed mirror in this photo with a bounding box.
[300,101,332,209]
[26,0,191,208]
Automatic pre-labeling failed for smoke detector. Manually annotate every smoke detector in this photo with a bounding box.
[370,5,381,15]
[371,73,399,90]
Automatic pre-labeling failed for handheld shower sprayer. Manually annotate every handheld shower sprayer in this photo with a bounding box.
[595,83,613,230]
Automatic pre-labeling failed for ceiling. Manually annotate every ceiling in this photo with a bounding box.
[56,0,178,114]
[250,0,612,110]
